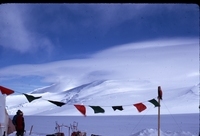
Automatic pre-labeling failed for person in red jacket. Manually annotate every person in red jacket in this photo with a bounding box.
[15,111,25,136]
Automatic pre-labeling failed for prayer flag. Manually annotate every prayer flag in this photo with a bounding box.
[74,105,86,116]
[112,106,123,111]
[48,100,66,107]
[89,106,105,113]
[0,86,14,95]
[23,93,42,102]
[133,103,147,112]
[148,99,160,107]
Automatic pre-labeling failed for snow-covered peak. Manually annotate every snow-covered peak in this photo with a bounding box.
[5,80,199,116]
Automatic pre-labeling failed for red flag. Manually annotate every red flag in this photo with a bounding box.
[0,86,14,95]
[158,86,163,100]
[74,105,86,116]
[133,103,147,112]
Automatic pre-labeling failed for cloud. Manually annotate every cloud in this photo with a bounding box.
[0,4,198,92]
[92,37,198,58]
[0,4,197,55]
[0,38,198,92]
[0,4,54,54]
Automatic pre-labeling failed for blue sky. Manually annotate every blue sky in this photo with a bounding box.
[0,4,199,93]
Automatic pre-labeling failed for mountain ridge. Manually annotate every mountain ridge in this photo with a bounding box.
[5,80,199,116]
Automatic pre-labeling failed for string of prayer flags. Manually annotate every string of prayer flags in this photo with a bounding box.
[0,86,14,95]
[112,106,124,111]
[89,106,105,113]
[74,105,86,116]
[0,85,162,116]
[23,93,42,102]
[133,103,147,112]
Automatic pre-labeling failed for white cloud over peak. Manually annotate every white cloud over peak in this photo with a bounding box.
[0,38,198,92]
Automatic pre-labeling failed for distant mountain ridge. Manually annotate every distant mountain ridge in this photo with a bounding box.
[6,80,199,116]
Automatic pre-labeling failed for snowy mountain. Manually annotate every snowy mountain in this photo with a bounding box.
[5,79,199,116]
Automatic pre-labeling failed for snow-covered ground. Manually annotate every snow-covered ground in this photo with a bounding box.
[8,114,199,136]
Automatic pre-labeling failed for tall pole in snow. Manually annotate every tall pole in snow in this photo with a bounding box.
[158,96,160,136]
[158,86,162,136]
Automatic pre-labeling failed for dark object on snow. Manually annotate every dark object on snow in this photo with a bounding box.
[3,131,6,136]
[46,132,64,136]
[12,110,22,126]
[71,131,86,136]
[46,134,56,136]
[55,132,64,136]
[15,110,25,136]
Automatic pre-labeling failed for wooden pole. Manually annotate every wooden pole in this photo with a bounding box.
[158,97,160,136]
[157,86,162,136]
[29,125,33,135]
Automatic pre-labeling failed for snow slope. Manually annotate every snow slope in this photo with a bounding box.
[131,128,197,136]
[5,79,199,116]
[7,114,199,136]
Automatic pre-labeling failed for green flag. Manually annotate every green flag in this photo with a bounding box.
[148,99,160,107]
[112,106,123,111]
[89,106,105,113]
[48,100,66,107]
[23,93,42,102]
